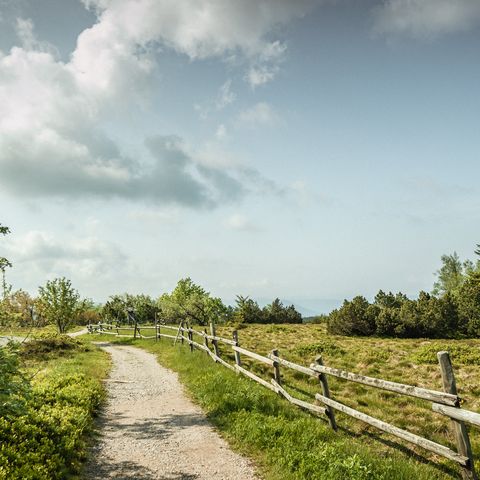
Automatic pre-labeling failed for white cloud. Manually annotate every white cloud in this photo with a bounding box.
[5,230,127,280]
[225,213,259,232]
[247,65,279,88]
[15,18,57,54]
[372,0,480,38]
[1,2,313,206]
[237,102,280,127]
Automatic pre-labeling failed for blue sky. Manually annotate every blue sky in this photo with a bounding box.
[0,0,479,313]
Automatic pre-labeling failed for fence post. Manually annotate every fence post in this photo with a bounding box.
[438,351,477,479]
[210,322,220,358]
[188,325,193,352]
[180,321,184,345]
[271,349,281,385]
[203,328,209,355]
[315,355,337,431]
[233,330,241,368]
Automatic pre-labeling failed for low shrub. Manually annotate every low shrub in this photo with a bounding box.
[409,343,480,365]
[293,341,345,358]
[20,334,88,360]
[0,343,105,480]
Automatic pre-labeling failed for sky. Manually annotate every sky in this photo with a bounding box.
[0,0,479,314]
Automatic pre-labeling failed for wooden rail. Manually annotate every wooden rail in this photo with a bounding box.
[309,362,459,407]
[433,404,480,428]
[89,321,479,477]
[314,392,469,466]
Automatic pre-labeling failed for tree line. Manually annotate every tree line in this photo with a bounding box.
[102,278,302,326]
[3,220,480,337]
[326,248,480,338]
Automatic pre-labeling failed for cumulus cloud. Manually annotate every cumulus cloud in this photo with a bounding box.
[0,2,314,207]
[81,0,314,62]
[5,230,127,279]
[372,0,480,38]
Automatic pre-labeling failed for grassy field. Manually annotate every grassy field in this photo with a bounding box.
[0,336,110,480]
[85,324,480,479]
[214,324,480,461]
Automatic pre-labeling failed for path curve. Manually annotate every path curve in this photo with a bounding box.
[84,343,259,480]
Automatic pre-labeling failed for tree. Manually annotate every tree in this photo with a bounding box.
[327,296,378,336]
[456,272,480,337]
[261,298,302,324]
[102,294,157,324]
[37,277,84,333]
[233,295,263,324]
[432,252,466,296]
[0,223,12,300]
[158,278,227,325]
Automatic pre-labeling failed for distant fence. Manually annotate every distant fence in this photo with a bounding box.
[89,321,480,479]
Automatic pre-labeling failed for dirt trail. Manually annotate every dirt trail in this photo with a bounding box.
[84,343,258,480]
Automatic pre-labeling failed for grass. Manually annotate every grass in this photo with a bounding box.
[0,336,110,480]
[84,326,479,479]
[0,324,87,339]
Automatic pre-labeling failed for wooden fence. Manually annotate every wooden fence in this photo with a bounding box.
[89,321,480,479]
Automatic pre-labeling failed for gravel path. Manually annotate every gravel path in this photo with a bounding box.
[84,343,259,480]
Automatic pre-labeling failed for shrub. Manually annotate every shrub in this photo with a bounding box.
[0,371,103,480]
[20,335,88,360]
[293,341,345,358]
[327,297,377,336]
[409,343,480,366]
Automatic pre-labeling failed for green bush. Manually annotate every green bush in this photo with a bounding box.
[0,339,104,480]
[326,289,478,339]
[20,334,88,360]
[409,343,480,366]
[0,344,29,417]
[293,341,345,358]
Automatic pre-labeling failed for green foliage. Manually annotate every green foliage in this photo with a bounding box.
[456,272,480,337]
[0,338,106,480]
[432,252,467,296]
[409,343,480,365]
[263,298,302,324]
[158,278,229,325]
[293,341,345,357]
[102,293,156,324]
[37,277,84,333]
[327,289,475,339]
[20,334,88,360]
[0,290,38,328]
[0,223,12,300]
[0,374,103,480]
[327,296,377,336]
[0,344,29,417]
[234,295,263,323]
[234,295,302,324]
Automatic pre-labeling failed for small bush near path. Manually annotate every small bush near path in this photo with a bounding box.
[0,337,109,480]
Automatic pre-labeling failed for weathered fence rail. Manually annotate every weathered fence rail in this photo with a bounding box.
[89,321,479,479]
